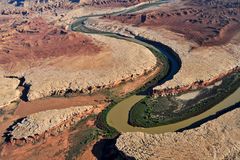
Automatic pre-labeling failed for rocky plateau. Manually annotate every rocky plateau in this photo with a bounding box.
[5,105,94,144]
[0,13,157,106]
[0,72,20,108]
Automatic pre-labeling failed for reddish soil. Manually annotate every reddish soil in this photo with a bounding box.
[0,17,101,71]
[0,16,12,24]
[105,0,240,46]
[86,120,96,127]
[0,95,108,160]
[0,63,159,159]
[1,130,70,160]
[77,142,97,160]
[0,116,19,143]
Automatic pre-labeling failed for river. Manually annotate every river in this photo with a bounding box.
[71,1,240,134]
[107,88,240,134]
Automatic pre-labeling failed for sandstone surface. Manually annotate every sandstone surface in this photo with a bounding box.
[108,0,240,46]
[0,15,157,101]
[116,108,240,160]
[0,72,20,108]
[7,105,94,141]
[23,34,156,100]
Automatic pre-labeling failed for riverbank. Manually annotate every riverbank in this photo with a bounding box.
[71,0,240,135]
[82,6,240,98]
[107,85,240,134]
[116,103,240,160]
[128,72,240,128]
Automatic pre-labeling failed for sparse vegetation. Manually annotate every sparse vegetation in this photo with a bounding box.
[66,115,102,160]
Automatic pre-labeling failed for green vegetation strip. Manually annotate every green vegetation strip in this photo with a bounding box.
[66,115,101,160]
[71,1,240,134]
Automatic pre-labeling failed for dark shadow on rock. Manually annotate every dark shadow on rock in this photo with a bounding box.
[135,36,182,95]
[20,83,31,102]
[2,117,26,143]
[70,0,80,3]
[18,76,31,102]
[8,0,25,6]
[177,101,240,132]
[4,76,31,102]
[92,136,136,160]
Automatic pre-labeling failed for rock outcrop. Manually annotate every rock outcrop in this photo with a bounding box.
[153,66,240,96]
[5,105,94,144]
[89,0,148,7]
[0,0,148,16]
[24,34,157,100]
[0,16,157,101]
[0,72,20,108]
[0,0,77,15]
[116,107,240,160]
[107,0,240,46]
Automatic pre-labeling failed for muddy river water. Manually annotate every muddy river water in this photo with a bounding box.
[107,88,240,134]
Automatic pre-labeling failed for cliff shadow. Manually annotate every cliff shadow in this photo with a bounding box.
[135,36,182,95]
[92,136,136,160]
[2,117,26,143]
[177,101,240,132]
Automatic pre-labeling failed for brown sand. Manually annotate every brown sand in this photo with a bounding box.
[15,94,107,117]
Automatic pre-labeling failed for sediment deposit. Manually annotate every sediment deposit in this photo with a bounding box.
[116,107,240,160]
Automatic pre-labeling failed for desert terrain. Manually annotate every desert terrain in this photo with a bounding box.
[0,0,239,160]
[84,0,240,96]
[0,13,157,105]
[0,0,160,159]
